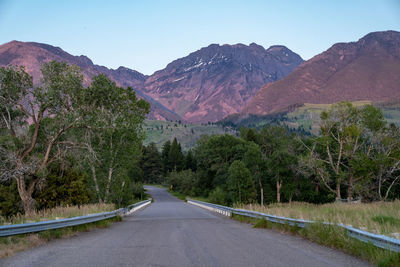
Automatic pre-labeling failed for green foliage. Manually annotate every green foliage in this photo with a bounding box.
[35,166,92,209]
[300,223,400,266]
[0,182,22,217]
[304,101,400,201]
[140,142,163,184]
[372,215,400,227]
[0,62,149,215]
[79,74,149,204]
[109,175,144,208]
[234,215,400,266]
[167,169,197,196]
[228,160,256,204]
[184,149,197,171]
[208,187,229,205]
[169,138,184,171]
[161,140,171,174]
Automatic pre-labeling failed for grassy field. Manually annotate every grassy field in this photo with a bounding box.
[143,119,237,151]
[285,101,373,135]
[236,201,400,238]
[283,101,400,135]
[0,203,116,225]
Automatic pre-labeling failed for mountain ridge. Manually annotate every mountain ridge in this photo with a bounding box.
[143,42,303,122]
[239,30,400,118]
[0,40,181,121]
[0,40,303,123]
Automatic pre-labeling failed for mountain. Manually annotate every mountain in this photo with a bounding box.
[143,43,303,123]
[240,30,400,117]
[0,41,181,121]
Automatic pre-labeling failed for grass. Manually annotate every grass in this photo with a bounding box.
[143,119,237,151]
[236,201,400,238]
[168,190,187,201]
[232,214,400,266]
[0,203,116,225]
[144,184,165,189]
[285,100,400,135]
[0,216,121,259]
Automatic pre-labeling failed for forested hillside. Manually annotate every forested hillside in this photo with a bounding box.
[163,102,400,205]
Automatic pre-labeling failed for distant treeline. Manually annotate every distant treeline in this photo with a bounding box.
[147,102,400,205]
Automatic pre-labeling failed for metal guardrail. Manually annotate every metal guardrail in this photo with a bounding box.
[0,199,152,237]
[187,199,400,252]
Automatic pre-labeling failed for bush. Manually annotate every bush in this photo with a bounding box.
[208,187,229,205]
[0,181,22,217]
[35,167,92,209]
[166,170,197,196]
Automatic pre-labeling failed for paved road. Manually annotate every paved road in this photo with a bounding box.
[1,186,369,266]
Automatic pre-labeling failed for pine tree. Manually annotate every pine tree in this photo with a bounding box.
[161,140,171,174]
[169,138,184,171]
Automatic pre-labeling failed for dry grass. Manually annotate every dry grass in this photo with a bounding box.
[0,216,121,259]
[0,203,115,225]
[236,201,400,238]
[0,234,45,258]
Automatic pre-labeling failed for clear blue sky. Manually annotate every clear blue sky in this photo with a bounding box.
[0,0,399,75]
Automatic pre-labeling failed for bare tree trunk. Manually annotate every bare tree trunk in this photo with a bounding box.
[336,181,341,201]
[104,167,113,203]
[347,174,353,201]
[16,176,36,215]
[384,176,400,201]
[378,168,384,200]
[276,179,282,203]
[258,178,264,205]
[90,165,102,203]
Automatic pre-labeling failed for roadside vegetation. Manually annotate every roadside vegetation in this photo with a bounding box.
[1,62,400,264]
[0,216,121,259]
[237,201,400,237]
[0,62,152,258]
[0,203,115,225]
[155,101,400,264]
[164,102,400,206]
[234,214,399,267]
[0,62,149,220]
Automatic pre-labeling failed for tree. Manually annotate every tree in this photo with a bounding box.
[0,181,22,217]
[184,149,197,171]
[0,62,87,214]
[81,74,149,203]
[169,138,184,171]
[243,142,265,205]
[360,122,400,201]
[257,125,297,203]
[267,148,296,203]
[35,164,91,209]
[304,102,391,201]
[227,160,256,203]
[194,134,249,196]
[161,140,171,174]
[141,142,163,184]
[0,64,149,213]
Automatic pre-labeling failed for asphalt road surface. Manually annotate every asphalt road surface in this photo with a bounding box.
[1,186,369,267]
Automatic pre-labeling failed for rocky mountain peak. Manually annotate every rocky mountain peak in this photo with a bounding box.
[240,30,400,117]
[143,42,303,122]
